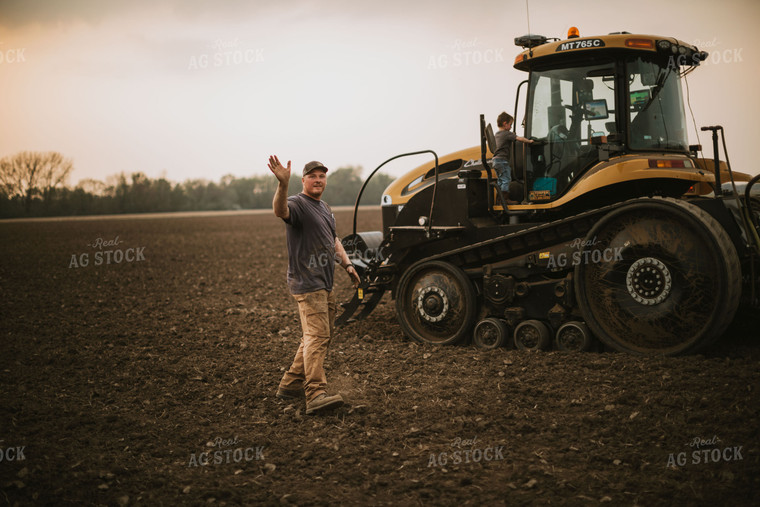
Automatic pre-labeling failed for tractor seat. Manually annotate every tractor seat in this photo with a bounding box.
[508,180,524,202]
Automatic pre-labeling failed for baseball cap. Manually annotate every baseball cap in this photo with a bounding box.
[303,161,328,176]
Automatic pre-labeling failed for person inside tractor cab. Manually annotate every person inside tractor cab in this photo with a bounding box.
[537,75,613,198]
[545,80,592,182]
[492,112,534,204]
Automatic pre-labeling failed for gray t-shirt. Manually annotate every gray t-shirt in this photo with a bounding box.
[493,129,516,161]
[282,193,337,294]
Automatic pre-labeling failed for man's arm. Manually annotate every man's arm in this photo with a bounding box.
[516,135,535,144]
[335,236,361,288]
[268,155,291,220]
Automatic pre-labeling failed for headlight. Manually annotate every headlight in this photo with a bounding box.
[657,40,672,51]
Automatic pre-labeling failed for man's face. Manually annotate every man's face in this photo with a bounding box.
[302,169,327,199]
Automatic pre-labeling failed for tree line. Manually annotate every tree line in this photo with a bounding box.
[0,151,394,218]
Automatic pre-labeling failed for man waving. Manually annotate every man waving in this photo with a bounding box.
[268,155,360,415]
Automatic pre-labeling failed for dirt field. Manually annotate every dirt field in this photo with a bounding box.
[1,209,758,506]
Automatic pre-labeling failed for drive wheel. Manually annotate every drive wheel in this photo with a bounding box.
[575,198,741,355]
[473,318,510,349]
[395,260,477,345]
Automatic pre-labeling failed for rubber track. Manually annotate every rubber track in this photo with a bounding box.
[397,196,742,354]
[407,201,624,271]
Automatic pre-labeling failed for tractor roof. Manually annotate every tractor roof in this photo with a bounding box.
[513,32,705,71]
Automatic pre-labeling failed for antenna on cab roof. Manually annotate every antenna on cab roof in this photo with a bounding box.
[525,0,531,37]
[516,1,554,52]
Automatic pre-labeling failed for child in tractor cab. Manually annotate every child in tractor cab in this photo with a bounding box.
[493,112,534,204]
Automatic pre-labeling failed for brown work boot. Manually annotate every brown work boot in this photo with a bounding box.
[305,393,344,415]
[500,192,519,205]
[276,387,305,400]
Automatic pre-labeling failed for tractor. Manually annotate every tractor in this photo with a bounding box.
[337,28,760,356]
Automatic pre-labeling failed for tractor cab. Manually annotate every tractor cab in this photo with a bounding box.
[509,30,705,206]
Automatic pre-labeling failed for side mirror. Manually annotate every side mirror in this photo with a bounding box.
[641,71,657,86]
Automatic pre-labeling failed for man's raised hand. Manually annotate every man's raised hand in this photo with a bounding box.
[268,155,291,185]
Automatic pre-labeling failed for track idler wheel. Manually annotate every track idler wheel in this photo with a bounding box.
[555,321,594,352]
[575,198,742,355]
[395,260,476,345]
[513,320,552,351]
[473,318,511,349]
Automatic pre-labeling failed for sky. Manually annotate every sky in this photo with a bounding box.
[0,0,758,187]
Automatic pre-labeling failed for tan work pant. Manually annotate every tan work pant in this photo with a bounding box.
[279,289,336,403]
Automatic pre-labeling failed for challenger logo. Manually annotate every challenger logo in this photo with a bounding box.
[529,190,552,200]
